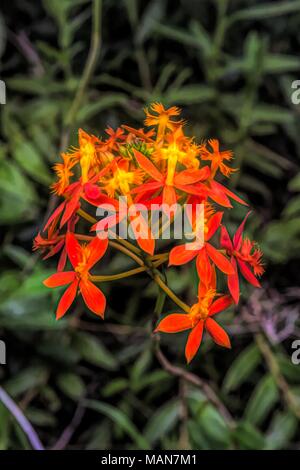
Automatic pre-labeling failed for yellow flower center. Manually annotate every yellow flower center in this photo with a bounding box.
[161,143,186,186]
[190,289,216,324]
[75,246,90,279]
[80,141,96,183]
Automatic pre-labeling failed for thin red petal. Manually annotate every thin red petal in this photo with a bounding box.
[220,225,233,252]
[208,181,232,208]
[233,211,252,250]
[169,244,198,266]
[56,279,79,319]
[86,236,109,269]
[136,236,155,256]
[43,239,65,260]
[196,249,215,290]
[209,295,233,316]
[66,232,81,269]
[155,314,193,333]
[185,321,204,363]
[130,213,155,255]
[57,247,67,272]
[205,318,231,348]
[131,181,162,195]
[213,180,248,206]
[43,271,76,288]
[206,212,223,240]
[227,256,240,304]
[175,183,209,196]
[60,189,81,228]
[173,166,210,185]
[237,259,261,287]
[133,149,164,182]
[205,243,234,275]
[43,201,66,232]
[79,279,106,318]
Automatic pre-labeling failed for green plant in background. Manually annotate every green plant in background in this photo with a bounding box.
[0,0,299,450]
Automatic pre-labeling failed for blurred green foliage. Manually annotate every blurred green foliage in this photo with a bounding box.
[0,0,299,450]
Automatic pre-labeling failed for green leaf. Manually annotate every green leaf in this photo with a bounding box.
[0,405,10,450]
[135,0,165,45]
[25,408,56,427]
[164,85,214,105]
[244,375,279,426]
[223,344,261,392]
[188,420,211,449]
[0,160,37,223]
[288,173,300,192]
[239,175,271,201]
[130,347,152,389]
[266,412,298,449]
[2,245,31,268]
[56,373,85,400]
[73,332,118,370]
[85,399,150,449]
[261,219,300,263]
[230,1,300,23]
[144,400,180,445]
[153,23,203,49]
[245,152,283,178]
[13,140,51,185]
[264,55,300,74]
[233,422,266,450]
[102,379,128,398]
[4,366,48,397]
[277,354,300,383]
[76,94,129,122]
[197,405,231,448]
[283,196,300,218]
[250,105,293,125]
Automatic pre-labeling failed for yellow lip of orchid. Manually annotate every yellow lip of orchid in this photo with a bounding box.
[78,129,99,184]
[104,167,143,199]
[190,288,216,325]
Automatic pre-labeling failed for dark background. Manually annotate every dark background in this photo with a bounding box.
[0,0,300,450]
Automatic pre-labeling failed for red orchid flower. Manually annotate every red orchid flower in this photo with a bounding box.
[220,212,264,304]
[45,162,117,231]
[155,282,233,363]
[132,149,210,207]
[34,214,79,272]
[169,211,234,275]
[43,232,108,319]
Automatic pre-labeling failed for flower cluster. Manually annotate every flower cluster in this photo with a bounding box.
[34,103,264,363]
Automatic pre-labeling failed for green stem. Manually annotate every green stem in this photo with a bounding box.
[91,258,166,282]
[256,333,300,420]
[65,0,102,126]
[154,274,190,313]
[109,240,144,267]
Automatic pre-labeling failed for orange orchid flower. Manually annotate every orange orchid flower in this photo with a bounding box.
[51,152,77,196]
[36,102,264,360]
[43,232,108,319]
[132,149,210,206]
[155,283,233,363]
[169,211,234,275]
[200,139,237,178]
[144,102,183,141]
